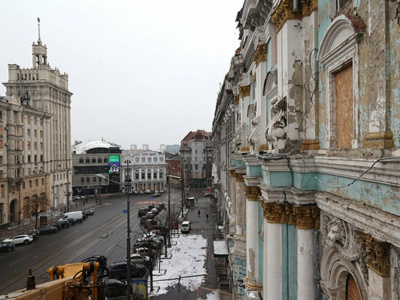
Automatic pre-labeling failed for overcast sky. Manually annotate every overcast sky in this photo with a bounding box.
[0,0,243,151]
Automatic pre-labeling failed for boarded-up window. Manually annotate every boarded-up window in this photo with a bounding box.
[346,275,361,300]
[335,64,353,148]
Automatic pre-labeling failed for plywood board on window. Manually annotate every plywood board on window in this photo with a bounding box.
[335,64,353,149]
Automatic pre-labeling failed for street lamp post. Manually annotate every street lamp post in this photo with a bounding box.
[167,175,171,248]
[97,165,131,300]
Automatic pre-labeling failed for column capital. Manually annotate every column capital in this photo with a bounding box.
[234,172,245,182]
[239,85,250,98]
[253,43,268,66]
[245,186,261,201]
[263,202,286,223]
[293,205,320,229]
[358,232,391,277]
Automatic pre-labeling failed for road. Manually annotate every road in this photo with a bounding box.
[0,187,183,294]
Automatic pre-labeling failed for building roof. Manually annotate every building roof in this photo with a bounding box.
[74,140,117,154]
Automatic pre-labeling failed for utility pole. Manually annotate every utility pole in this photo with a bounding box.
[181,156,185,217]
[125,160,131,300]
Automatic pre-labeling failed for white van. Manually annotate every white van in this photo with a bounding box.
[181,221,191,233]
[62,211,83,223]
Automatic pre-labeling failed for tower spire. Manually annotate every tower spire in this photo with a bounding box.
[37,17,41,43]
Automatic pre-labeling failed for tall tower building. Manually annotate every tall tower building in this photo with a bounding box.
[3,25,73,214]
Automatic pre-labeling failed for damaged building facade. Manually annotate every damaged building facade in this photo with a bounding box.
[211,0,400,299]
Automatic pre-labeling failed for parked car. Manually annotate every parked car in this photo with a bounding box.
[108,261,149,280]
[145,212,154,219]
[3,234,33,245]
[62,211,83,223]
[39,225,58,234]
[49,222,62,230]
[151,208,159,215]
[59,220,70,228]
[158,203,165,209]
[133,247,158,260]
[73,196,81,201]
[147,204,155,211]
[145,190,152,194]
[153,192,161,198]
[140,216,147,225]
[81,211,88,220]
[26,229,40,240]
[181,221,191,233]
[105,279,131,298]
[0,241,15,252]
[85,209,94,216]
[138,208,148,217]
[138,190,145,195]
[126,253,150,266]
[67,218,76,225]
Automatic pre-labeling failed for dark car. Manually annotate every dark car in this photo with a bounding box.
[85,209,94,216]
[140,216,147,225]
[138,208,148,217]
[50,222,62,230]
[39,225,58,234]
[59,219,70,228]
[108,261,149,280]
[0,241,15,252]
[67,218,76,225]
[105,279,131,298]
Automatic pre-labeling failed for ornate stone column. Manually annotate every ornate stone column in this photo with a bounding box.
[262,203,269,298]
[265,202,285,300]
[245,185,261,285]
[234,172,246,235]
[294,205,320,300]
[229,169,237,235]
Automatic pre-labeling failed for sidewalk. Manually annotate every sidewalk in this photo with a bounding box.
[150,191,232,300]
[0,195,100,241]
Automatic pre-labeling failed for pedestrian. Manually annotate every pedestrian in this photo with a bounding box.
[206,214,209,222]
[198,210,201,217]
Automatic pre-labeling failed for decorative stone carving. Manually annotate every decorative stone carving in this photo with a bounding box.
[248,115,261,155]
[322,215,346,248]
[284,203,296,225]
[245,186,261,201]
[230,129,242,153]
[358,232,391,277]
[234,173,245,183]
[234,95,240,105]
[293,205,320,229]
[271,0,302,32]
[271,0,317,33]
[263,202,286,223]
[266,97,287,150]
[253,44,268,66]
[239,85,250,98]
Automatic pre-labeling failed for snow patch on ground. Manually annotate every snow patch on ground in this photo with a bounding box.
[150,234,207,296]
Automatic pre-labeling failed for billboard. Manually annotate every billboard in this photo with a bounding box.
[108,155,120,174]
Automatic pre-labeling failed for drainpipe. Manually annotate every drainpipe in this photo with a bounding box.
[293,0,300,12]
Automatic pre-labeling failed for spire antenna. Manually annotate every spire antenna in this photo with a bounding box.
[37,17,41,43]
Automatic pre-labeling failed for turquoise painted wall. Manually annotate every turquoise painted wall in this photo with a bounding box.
[247,165,262,177]
[282,224,298,300]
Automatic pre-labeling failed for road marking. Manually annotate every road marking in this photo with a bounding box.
[10,253,33,266]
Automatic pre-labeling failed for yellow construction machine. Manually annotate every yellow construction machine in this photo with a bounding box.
[1,258,109,300]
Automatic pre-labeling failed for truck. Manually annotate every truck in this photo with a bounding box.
[61,211,83,223]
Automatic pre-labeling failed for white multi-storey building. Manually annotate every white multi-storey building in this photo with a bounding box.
[121,150,166,193]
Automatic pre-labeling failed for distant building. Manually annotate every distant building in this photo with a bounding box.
[72,140,122,196]
[1,31,72,223]
[165,144,180,154]
[165,153,182,188]
[121,150,166,193]
[180,130,213,189]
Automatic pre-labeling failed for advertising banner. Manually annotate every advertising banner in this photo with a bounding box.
[108,155,120,174]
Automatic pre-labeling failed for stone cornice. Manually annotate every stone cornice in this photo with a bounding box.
[315,193,400,249]
[358,232,390,277]
[253,44,268,66]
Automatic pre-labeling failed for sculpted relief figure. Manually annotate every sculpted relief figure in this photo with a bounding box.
[230,128,242,153]
[248,115,261,154]
[265,97,287,150]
